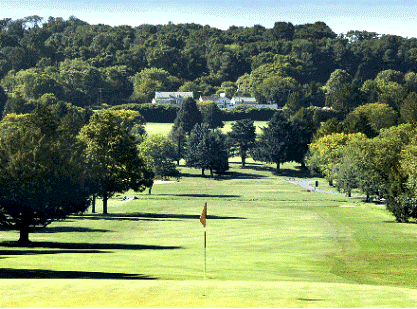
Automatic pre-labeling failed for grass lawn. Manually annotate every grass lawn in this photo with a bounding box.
[1,160,417,307]
[145,121,268,136]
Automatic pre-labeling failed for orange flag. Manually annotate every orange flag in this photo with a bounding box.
[200,202,207,228]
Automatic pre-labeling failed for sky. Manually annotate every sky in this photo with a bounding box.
[2,0,417,38]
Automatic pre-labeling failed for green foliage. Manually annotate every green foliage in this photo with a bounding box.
[0,106,92,243]
[324,69,358,115]
[306,132,366,184]
[251,111,296,170]
[197,100,224,129]
[168,126,187,164]
[138,134,179,193]
[110,103,179,123]
[400,92,417,123]
[387,193,417,223]
[290,107,317,165]
[130,67,180,103]
[222,104,276,121]
[228,118,256,166]
[78,110,152,213]
[185,123,229,176]
[173,97,202,134]
[345,103,397,136]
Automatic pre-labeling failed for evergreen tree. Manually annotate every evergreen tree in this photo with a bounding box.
[251,111,295,171]
[173,97,202,134]
[228,118,256,167]
[198,100,224,129]
[185,123,229,177]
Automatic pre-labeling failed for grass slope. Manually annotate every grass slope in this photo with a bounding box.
[0,160,416,307]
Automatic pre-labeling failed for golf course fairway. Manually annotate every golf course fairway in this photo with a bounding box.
[1,160,416,307]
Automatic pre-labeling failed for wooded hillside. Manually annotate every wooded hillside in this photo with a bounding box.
[2,16,417,118]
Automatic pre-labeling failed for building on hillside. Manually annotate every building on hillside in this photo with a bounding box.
[230,96,257,106]
[199,93,232,109]
[152,92,194,106]
[230,96,278,109]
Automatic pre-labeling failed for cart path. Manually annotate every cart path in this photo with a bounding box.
[285,178,365,198]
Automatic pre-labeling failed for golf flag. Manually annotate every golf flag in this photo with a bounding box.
[200,202,207,228]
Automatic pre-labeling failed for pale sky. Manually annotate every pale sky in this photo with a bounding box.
[2,0,417,38]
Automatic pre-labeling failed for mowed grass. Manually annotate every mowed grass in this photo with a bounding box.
[1,122,417,307]
[145,121,268,136]
[1,158,417,307]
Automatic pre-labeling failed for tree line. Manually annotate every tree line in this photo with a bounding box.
[3,16,417,117]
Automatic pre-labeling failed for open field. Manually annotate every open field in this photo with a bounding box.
[0,159,417,307]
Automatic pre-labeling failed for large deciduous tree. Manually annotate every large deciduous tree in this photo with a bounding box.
[306,132,363,186]
[0,106,92,244]
[324,69,357,115]
[138,134,179,194]
[78,110,152,214]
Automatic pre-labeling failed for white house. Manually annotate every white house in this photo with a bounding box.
[230,96,257,106]
[230,96,278,109]
[199,93,232,109]
[152,92,194,106]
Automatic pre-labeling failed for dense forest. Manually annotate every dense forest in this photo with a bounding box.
[2,15,417,121]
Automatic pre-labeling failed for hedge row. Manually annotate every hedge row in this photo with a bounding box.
[109,103,277,123]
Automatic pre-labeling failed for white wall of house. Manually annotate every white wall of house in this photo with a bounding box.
[152,92,194,106]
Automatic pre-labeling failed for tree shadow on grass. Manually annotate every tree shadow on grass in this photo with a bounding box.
[179,169,267,181]
[156,193,240,198]
[0,249,106,257]
[0,241,182,251]
[0,268,156,279]
[73,212,246,221]
[242,163,314,179]
[34,226,112,233]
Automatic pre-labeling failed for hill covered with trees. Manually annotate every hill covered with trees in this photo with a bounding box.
[2,15,417,120]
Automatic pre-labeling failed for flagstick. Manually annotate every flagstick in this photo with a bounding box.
[204,227,207,296]
[200,202,208,296]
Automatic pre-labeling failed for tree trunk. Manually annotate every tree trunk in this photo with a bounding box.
[241,154,246,167]
[210,168,213,178]
[103,191,108,214]
[276,162,280,171]
[148,182,153,194]
[18,218,30,244]
[92,194,96,213]
[202,168,205,177]
[177,140,181,166]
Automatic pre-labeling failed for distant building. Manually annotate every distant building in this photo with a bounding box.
[230,96,257,106]
[152,92,194,106]
[231,96,278,109]
[199,93,231,109]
